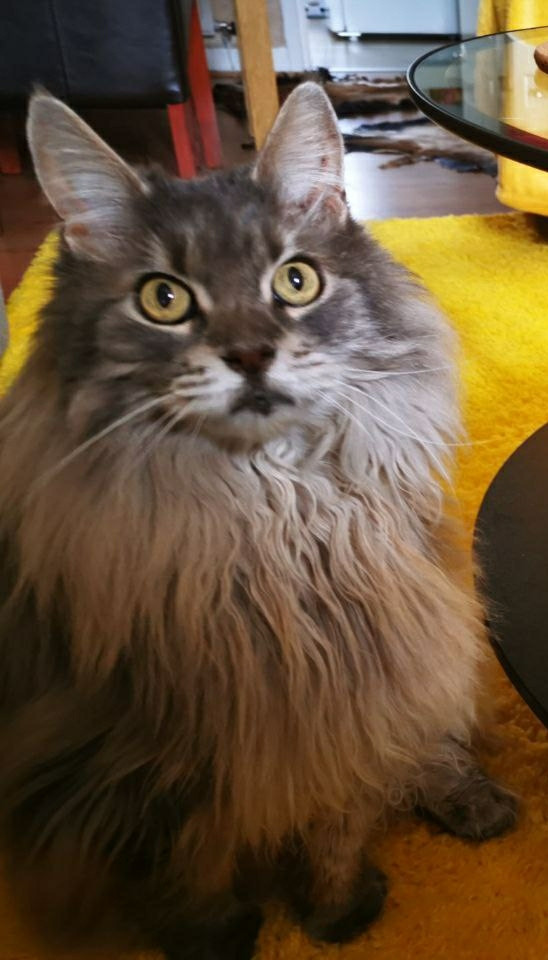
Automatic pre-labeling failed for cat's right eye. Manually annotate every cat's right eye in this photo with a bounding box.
[137,274,196,325]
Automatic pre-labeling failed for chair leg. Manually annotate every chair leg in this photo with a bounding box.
[188,0,222,169]
[167,102,197,178]
[0,114,22,174]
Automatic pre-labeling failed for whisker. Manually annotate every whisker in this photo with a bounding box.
[343,365,453,381]
[153,408,207,468]
[185,411,207,454]
[291,361,326,369]
[340,388,449,479]
[319,383,449,481]
[173,387,218,399]
[318,389,432,500]
[316,388,373,443]
[127,408,184,475]
[336,382,451,448]
[127,400,209,479]
[173,377,215,389]
[336,381,492,449]
[31,394,168,493]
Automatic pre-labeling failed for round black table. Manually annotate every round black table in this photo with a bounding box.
[408,30,548,724]
[476,426,548,727]
[408,26,548,171]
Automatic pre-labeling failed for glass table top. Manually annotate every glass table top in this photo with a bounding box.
[408,26,548,171]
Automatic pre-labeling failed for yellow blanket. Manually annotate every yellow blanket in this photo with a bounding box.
[1,213,548,959]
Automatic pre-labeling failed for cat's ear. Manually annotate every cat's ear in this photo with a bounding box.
[253,82,346,219]
[27,91,146,259]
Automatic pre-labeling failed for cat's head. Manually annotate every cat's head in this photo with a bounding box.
[27,84,441,453]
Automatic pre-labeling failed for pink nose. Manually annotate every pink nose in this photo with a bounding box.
[222,346,275,375]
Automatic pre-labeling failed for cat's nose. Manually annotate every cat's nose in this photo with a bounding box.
[221,346,276,375]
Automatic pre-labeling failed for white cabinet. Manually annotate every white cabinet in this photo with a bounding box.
[329,0,462,36]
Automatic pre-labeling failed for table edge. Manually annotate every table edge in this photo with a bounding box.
[407,32,548,172]
[475,422,548,729]
[489,630,548,727]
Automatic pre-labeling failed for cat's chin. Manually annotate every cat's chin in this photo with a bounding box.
[198,405,301,450]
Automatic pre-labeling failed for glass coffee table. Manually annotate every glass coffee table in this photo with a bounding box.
[408,25,548,170]
[409,28,548,727]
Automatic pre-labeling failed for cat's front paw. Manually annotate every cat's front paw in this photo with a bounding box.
[299,864,388,944]
[421,775,518,841]
[162,906,262,960]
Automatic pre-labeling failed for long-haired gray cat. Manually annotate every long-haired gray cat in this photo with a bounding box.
[0,84,516,958]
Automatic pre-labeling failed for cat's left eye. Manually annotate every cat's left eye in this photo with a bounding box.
[137,274,195,325]
[272,260,322,307]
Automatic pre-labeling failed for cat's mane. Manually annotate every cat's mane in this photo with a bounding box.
[0,84,486,944]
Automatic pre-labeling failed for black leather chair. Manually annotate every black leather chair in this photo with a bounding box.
[0,0,221,176]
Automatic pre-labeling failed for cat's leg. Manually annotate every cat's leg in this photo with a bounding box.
[152,823,263,960]
[416,738,518,840]
[285,807,387,944]
[160,903,263,960]
[133,859,263,960]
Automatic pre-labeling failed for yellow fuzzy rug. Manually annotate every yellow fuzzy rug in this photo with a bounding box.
[1,212,548,959]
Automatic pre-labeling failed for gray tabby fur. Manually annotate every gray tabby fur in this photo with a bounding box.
[0,84,516,957]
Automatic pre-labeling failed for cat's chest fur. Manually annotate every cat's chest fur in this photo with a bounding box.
[11,431,478,836]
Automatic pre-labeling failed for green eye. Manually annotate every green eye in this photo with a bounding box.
[272,260,322,307]
[138,274,194,324]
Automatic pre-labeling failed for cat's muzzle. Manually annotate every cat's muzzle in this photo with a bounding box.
[231,385,294,416]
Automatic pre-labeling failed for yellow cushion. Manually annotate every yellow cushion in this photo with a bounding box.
[0,232,59,395]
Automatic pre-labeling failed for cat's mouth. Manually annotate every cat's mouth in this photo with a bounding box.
[230,385,294,417]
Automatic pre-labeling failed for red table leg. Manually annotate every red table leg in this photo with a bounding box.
[188,0,222,169]
[167,102,197,179]
[0,114,22,175]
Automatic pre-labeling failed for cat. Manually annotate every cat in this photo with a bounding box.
[0,83,516,959]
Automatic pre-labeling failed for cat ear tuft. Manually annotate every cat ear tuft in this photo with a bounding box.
[253,82,346,219]
[27,91,146,259]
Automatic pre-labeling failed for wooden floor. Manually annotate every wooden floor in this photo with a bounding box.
[0,107,507,299]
